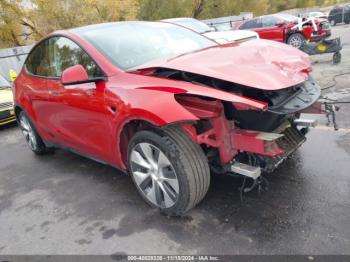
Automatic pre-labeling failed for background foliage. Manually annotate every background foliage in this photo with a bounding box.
[0,0,349,48]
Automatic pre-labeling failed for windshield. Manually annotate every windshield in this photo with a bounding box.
[79,22,215,70]
[275,13,298,22]
[0,75,11,89]
[164,18,214,34]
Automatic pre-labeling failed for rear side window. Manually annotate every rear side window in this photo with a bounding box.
[239,19,262,29]
[25,36,103,78]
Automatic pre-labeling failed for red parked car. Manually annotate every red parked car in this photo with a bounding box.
[14,22,322,216]
[233,13,331,48]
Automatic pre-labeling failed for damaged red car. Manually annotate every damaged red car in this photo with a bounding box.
[233,14,331,48]
[14,22,321,216]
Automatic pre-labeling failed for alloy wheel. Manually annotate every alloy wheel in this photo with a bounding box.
[289,35,303,48]
[20,115,37,151]
[130,142,179,208]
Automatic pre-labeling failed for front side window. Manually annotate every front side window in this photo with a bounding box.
[48,37,103,78]
[239,19,262,29]
[262,17,278,27]
[26,36,103,78]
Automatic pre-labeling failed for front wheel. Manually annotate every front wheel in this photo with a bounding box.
[330,20,336,26]
[287,33,305,49]
[127,126,210,216]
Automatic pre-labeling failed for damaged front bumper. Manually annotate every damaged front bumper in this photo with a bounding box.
[267,77,321,115]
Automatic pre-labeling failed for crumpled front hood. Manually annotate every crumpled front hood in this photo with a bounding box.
[131,39,311,90]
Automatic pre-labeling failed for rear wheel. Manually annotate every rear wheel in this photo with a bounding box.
[19,111,48,154]
[127,126,210,216]
[333,52,341,64]
[287,33,305,49]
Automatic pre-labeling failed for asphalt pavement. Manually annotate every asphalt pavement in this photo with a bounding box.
[0,24,349,255]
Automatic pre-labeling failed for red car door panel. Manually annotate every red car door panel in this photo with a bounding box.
[45,78,114,163]
[259,17,285,42]
[38,36,115,162]
[256,26,284,42]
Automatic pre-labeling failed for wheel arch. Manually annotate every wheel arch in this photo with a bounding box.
[14,104,23,120]
[116,116,196,171]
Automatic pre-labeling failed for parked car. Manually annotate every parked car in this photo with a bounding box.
[0,74,16,126]
[301,11,328,19]
[209,22,233,32]
[163,17,259,44]
[15,21,322,216]
[328,4,350,26]
[233,13,331,48]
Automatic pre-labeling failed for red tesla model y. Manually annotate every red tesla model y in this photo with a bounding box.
[14,22,322,215]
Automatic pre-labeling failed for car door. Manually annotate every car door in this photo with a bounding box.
[44,36,115,163]
[259,16,284,42]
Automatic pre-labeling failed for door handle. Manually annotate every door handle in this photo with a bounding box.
[49,90,60,96]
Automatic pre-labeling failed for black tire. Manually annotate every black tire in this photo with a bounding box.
[333,52,341,64]
[287,33,305,49]
[127,125,210,216]
[18,111,48,154]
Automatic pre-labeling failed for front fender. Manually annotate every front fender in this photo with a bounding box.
[107,87,199,127]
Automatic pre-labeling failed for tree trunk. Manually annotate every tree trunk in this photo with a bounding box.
[193,0,205,19]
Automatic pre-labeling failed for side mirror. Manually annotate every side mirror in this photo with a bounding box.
[61,65,104,85]
[276,20,285,27]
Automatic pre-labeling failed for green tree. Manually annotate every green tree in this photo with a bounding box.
[0,0,24,47]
